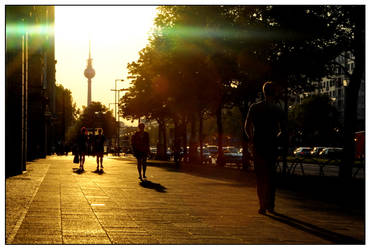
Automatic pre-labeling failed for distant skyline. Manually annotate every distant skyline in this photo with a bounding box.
[55,6,158,115]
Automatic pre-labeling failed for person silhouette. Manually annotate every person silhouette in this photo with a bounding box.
[244,81,286,214]
[78,127,88,172]
[95,128,106,172]
[131,123,150,181]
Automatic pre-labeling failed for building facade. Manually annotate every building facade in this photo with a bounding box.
[5,6,56,177]
[299,51,365,131]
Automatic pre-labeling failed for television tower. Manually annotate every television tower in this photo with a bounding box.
[84,40,95,106]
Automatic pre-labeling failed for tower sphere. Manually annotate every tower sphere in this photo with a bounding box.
[84,66,95,78]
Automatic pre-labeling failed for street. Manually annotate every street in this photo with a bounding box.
[6,155,365,244]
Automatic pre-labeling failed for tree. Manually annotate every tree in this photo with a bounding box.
[121,5,364,174]
[225,6,363,173]
[154,6,237,165]
[264,6,365,179]
[122,43,173,159]
[54,84,78,149]
[289,94,341,146]
[68,102,116,145]
[327,6,365,180]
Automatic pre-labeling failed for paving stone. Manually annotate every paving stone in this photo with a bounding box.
[14,226,62,236]
[99,219,138,228]
[110,235,160,244]
[11,234,63,244]
[63,235,111,244]
[6,155,365,245]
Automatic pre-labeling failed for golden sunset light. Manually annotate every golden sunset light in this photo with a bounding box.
[5,5,365,246]
[55,6,158,110]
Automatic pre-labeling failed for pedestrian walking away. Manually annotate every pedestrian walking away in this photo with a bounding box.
[95,128,106,172]
[244,81,287,215]
[131,123,150,181]
[77,127,88,172]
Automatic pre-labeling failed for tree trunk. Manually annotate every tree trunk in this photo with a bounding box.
[199,111,204,164]
[281,88,289,176]
[173,117,181,166]
[156,119,162,159]
[163,120,167,160]
[340,69,362,180]
[157,119,166,160]
[339,8,365,181]
[181,116,188,162]
[239,105,251,170]
[189,114,198,163]
[216,107,225,166]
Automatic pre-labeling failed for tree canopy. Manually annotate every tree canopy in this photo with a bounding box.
[289,94,341,146]
[119,5,364,174]
[67,102,117,145]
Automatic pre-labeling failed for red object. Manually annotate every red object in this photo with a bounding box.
[354,131,365,159]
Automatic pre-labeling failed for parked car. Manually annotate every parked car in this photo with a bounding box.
[319,147,343,159]
[222,146,242,165]
[147,146,172,160]
[148,147,157,159]
[310,147,326,157]
[293,147,312,157]
[166,148,173,160]
[197,147,212,164]
[206,145,218,157]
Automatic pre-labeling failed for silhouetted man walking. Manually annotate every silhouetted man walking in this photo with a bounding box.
[95,128,106,172]
[131,123,150,181]
[245,81,286,214]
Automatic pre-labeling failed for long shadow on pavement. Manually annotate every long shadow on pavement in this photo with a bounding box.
[115,158,364,216]
[276,175,365,216]
[114,157,255,187]
[139,180,167,193]
[92,169,105,175]
[147,161,256,188]
[72,168,84,174]
[265,212,364,244]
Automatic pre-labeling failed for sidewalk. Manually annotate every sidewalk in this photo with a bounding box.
[5,155,365,244]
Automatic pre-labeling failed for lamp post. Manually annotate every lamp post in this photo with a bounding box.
[117,88,129,152]
[111,79,124,155]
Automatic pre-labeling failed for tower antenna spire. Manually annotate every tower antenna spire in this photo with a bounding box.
[89,39,91,59]
[84,39,95,106]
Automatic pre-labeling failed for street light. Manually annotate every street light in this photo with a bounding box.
[111,79,124,122]
[117,88,130,153]
[111,79,124,155]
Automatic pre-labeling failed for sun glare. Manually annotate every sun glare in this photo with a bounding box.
[55,6,158,110]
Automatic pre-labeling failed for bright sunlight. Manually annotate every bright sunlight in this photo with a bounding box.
[55,6,158,110]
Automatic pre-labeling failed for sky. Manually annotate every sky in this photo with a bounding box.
[54,6,158,113]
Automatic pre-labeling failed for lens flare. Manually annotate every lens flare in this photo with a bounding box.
[6,24,54,35]
[158,25,279,40]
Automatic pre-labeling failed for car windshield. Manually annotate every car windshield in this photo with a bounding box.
[224,147,238,153]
